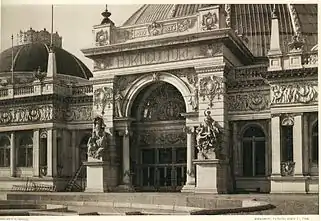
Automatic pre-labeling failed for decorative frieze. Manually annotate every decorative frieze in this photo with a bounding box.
[93,43,223,71]
[271,82,317,104]
[0,105,53,125]
[199,75,224,108]
[228,92,270,112]
[65,105,93,122]
[139,131,186,146]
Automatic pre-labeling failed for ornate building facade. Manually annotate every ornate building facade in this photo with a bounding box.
[0,4,318,193]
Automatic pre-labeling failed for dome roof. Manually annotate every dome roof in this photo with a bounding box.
[0,42,93,79]
[122,4,318,57]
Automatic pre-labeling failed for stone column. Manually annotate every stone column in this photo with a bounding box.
[33,129,40,177]
[232,122,240,176]
[302,114,309,175]
[10,132,16,177]
[119,128,134,189]
[71,130,77,174]
[271,115,281,176]
[293,114,303,176]
[182,126,196,192]
[47,129,57,177]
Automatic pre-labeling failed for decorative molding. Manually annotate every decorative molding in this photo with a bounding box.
[0,105,53,125]
[195,65,225,74]
[228,92,270,112]
[93,86,113,114]
[96,29,109,46]
[40,129,48,139]
[92,43,223,71]
[271,82,318,104]
[148,21,163,36]
[281,114,294,126]
[202,11,218,31]
[199,75,224,108]
[281,161,295,176]
[65,105,92,122]
[139,131,186,146]
[224,4,231,27]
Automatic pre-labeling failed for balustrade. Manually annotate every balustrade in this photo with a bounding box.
[0,89,8,97]
[13,86,34,95]
[72,85,93,95]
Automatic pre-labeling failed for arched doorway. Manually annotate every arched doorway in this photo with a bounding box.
[131,82,187,191]
[242,126,266,177]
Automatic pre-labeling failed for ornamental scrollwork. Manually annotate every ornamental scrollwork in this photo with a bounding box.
[199,75,224,108]
[94,86,113,114]
[148,21,163,36]
[281,161,295,176]
[96,29,109,46]
[271,83,317,104]
[196,110,222,159]
[224,4,231,27]
[228,92,270,111]
[139,131,186,146]
[64,106,92,122]
[202,11,218,31]
[177,18,196,32]
[281,114,294,126]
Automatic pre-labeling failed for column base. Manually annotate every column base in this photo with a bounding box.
[181,184,195,193]
[116,184,135,192]
[270,175,307,193]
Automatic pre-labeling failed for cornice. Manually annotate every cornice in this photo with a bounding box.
[82,28,231,57]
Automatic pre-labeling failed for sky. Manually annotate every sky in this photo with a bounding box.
[1,4,142,70]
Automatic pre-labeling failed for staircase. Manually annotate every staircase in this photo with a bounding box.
[64,164,85,192]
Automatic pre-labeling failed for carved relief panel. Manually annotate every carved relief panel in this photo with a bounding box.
[198,6,220,31]
[228,91,270,112]
[199,75,224,108]
[271,82,318,105]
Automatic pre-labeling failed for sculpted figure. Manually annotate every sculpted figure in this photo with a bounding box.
[196,110,221,159]
[114,89,123,118]
[87,116,108,159]
[271,85,284,104]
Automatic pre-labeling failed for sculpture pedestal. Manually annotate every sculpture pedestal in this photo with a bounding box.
[83,160,109,192]
[193,159,227,194]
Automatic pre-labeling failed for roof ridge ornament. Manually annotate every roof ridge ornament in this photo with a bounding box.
[100,5,112,25]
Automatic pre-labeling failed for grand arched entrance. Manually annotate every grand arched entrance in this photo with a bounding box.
[130,82,187,191]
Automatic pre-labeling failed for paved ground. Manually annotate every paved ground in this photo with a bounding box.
[66,194,319,215]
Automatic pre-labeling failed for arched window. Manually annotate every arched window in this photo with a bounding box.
[242,126,266,177]
[0,136,10,167]
[17,136,33,167]
[312,121,318,164]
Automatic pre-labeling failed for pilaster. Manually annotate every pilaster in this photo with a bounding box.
[71,130,77,174]
[46,128,57,177]
[33,129,40,177]
[10,132,16,177]
[293,114,303,176]
[271,115,281,176]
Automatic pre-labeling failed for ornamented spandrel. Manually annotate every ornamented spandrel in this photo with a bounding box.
[199,75,224,108]
[271,83,317,104]
[94,86,113,114]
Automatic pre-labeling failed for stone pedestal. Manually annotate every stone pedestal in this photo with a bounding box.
[193,159,226,194]
[83,159,109,192]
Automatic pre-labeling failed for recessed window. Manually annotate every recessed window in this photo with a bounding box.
[0,136,10,167]
[17,136,33,167]
[312,122,318,164]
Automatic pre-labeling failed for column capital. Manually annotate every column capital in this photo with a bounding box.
[183,126,196,134]
[117,127,132,137]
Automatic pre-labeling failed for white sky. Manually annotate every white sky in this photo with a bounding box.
[1,4,142,70]
[1,0,318,71]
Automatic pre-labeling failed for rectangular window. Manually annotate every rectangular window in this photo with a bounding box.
[281,126,293,162]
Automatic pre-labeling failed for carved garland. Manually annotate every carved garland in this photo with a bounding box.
[199,75,224,108]
[228,92,270,111]
[93,86,113,114]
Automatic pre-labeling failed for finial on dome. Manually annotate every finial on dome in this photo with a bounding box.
[100,4,112,25]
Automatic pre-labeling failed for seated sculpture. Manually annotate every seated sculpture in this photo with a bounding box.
[196,110,222,159]
[87,116,108,159]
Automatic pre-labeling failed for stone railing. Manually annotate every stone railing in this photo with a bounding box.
[13,85,34,96]
[0,89,9,98]
[72,85,93,96]
[302,52,318,67]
